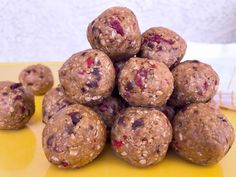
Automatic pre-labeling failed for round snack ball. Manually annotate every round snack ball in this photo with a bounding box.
[87,6,141,62]
[172,103,235,165]
[111,107,172,167]
[19,64,54,95]
[0,81,35,129]
[139,27,187,68]
[42,104,106,168]
[92,96,126,138]
[118,57,174,107]
[42,85,74,123]
[59,49,115,105]
[169,60,219,107]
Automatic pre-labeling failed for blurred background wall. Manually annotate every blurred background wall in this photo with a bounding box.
[0,0,236,62]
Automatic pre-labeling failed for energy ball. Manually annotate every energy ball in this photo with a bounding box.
[0,81,35,129]
[118,57,174,107]
[172,103,235,165]
[87,6,141,62]
[42,86,74,123]
[92,96,126,138]
[19,64,54,95]
[42,104,106,168]
[139,27,187,68]
[169,60,219,107]
[111,107,172,167]
[59,49,115,105]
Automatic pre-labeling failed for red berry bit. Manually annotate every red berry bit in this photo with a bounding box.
[86,57,94,68]
[61,161,69,168]
[204,81,209,90]
[112,140,123,149]
[98,103,109,112]
[10,83,22,90]
[134,68,148,90]
[148,34,175,45]
[109,19,124,36]
[78,70,85,75]
[125,81,133,91]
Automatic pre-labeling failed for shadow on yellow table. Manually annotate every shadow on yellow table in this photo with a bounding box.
[0,62,235,177]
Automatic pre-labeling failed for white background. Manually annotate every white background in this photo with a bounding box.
[0,0,236,62]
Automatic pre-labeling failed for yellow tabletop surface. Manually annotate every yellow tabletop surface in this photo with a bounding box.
[0,62,235,177]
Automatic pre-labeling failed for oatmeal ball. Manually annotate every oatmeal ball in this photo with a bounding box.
[87,6,141,62]
[0,81,35,129]
[139,27,187,68]
[19,64,54,95]
[92,96,126,137]
[42,104,106,168]
[118,57,174,107]
[169,60,219,107]
[172,103,235,165]
[59,49,115,105]
[111,107,172,167]
[42,85,74,123]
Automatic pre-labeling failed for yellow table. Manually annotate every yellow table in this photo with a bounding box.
[0,62,235,177]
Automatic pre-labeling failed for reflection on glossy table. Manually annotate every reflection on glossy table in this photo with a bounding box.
[0,62,235,177]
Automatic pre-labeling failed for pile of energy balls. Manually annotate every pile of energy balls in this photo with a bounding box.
[0,6,234,169]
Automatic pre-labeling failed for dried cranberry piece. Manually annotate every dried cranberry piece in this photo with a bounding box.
[68,112,82,125]
[204,81,209,90]
[123,135,127,140]
[98,103,109,112]
[14,95,22,100]
[86,81,98,88]
[157,46,163,51]
[2,92,8,96]
[10,83,22,90]
[134,68,148,90]
[147,42,155,49]
[112,140,123,149]
[63,99,73,105]
[149,34,175,45]
[109,19,124,36]
[61,161,69,167]
[20,106,26,114]
[125,81,133,91]
[78,70,85,75]
[132,118,144,130]
[86,57,94,68]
